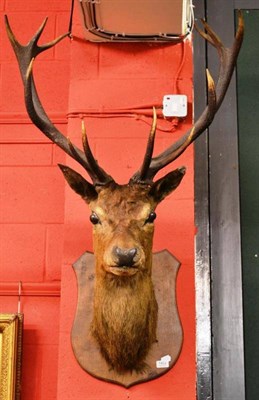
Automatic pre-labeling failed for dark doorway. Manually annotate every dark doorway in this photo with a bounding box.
[236,9,259,400]
[194,1,259,400]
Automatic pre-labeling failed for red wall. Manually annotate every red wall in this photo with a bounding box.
[0,1,70,399]
[0,1,195,399]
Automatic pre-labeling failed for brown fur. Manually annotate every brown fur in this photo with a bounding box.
[60,172,185,372]
[90,185,158,373]
[91,272,158,373]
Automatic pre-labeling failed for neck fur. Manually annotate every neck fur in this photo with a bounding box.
[91,270,158,373]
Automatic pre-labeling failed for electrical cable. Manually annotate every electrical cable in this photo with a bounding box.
[67,40,188,133]
[67,0,192,133]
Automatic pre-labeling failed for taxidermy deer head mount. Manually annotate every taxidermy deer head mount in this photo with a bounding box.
[5,13,244,374]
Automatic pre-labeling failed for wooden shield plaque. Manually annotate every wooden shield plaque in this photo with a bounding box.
[71,249,183,387]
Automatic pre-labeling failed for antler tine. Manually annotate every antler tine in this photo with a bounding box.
[150,70,216,167]
[5,15,113,185]
[132,107,157,183]
[66,136,103,183]
[195,19,223,49]
[5,15,68,83]
[81,120,113,184]
[200,10,244,109]
[131,12,244,183]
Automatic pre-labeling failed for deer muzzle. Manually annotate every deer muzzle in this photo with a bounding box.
[113,246,138,267]
[104,245,142,276]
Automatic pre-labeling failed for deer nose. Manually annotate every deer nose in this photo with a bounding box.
[113,247,138,267]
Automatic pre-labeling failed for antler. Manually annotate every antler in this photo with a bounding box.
[131,11,244,184]
[5,15,114,186]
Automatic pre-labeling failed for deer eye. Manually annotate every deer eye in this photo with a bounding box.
[90,212,100,225]
[145,211,157,224]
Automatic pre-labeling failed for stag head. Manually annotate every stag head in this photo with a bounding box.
[58,139,185,372]
[60,155,185,279]
[5,13,244,373]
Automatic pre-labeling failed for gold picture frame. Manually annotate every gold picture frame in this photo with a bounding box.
[0,314,23,400]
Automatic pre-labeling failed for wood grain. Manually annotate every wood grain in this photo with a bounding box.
[71,250,183,387]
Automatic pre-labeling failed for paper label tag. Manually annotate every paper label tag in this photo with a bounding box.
[156,355,172,368]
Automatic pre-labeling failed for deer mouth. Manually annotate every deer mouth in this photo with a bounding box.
[107,265,139,276]
[106,246,141,276]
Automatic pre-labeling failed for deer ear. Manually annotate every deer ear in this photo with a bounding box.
[149,167,186,203]
[58,164,98,203]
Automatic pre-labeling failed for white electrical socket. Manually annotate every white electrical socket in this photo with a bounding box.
[162,94,187,117]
